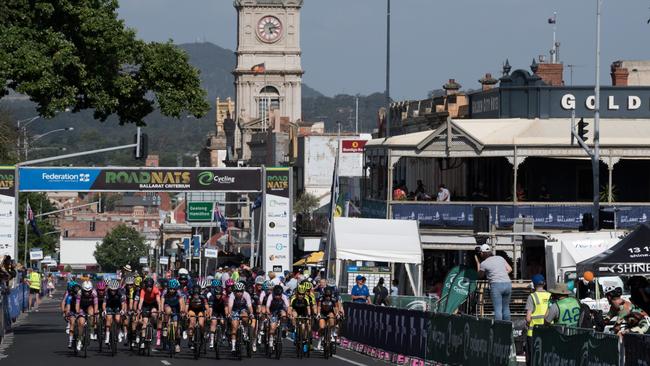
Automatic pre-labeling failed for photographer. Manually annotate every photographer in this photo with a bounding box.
[475,244,513,321]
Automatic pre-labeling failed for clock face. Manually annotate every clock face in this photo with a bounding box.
[257,16,283,43]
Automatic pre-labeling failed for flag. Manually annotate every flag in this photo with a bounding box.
[251,63,266,74]
[25,201,41,236]
[214,205,228,233]
[251,195,262,211]
[548,15,556,24]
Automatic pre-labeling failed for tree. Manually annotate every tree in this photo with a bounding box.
[0,0,210,125]
[94,224,148,272]
[294,192,320,216]
[0,108,18,164]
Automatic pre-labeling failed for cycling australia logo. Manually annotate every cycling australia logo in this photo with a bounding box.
[198,171,236,186]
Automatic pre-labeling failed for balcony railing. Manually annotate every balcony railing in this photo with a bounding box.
[362,199,650,230]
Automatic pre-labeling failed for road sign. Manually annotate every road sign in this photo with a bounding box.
[29,248,43,261]
[139,256,148,264]
[159,256,169,265]
[204,248,218,258]
[187,202,214,222]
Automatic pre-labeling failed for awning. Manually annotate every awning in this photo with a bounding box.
[332,217,422,264]
[549,232,620,268]
[578,223,650,275]
[294,251,324,266]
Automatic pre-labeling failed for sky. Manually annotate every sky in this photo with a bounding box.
[118,0,650,100]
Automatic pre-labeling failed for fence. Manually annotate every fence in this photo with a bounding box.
[530,325,621,366]
[340,294,438,311]
[622,333,650,366]
[342,302,516,366]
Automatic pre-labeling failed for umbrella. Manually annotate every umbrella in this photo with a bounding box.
[293,251,324,266]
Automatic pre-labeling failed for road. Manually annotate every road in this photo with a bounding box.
[0,294,385,366]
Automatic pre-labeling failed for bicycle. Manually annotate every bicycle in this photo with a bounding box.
[137,310,154,356]
[189,314,206,360]
[72,314,91,358]
[109,317,119,356]
[322,315,340,359]
[295,316,311,359]
[96,312,105,352]
[266,314,284,360]
[161,312,180,358]
[210,316,226,360]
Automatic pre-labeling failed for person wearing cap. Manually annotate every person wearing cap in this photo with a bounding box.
[525,274,550,366]
[476,244,513,321]
[351,275,370,304]
[544,283,581,327]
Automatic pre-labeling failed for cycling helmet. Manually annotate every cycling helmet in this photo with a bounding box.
[304,281,313,290]
[81,280,93,292]
[262,280,271,291]
[326,278,336,287]
[168,279,180,289]
[108,280,120,290]
[225,279,235,287]
[124,276,135,285]
[200,279,210,289]
[158,278,168,287]
[211,279,222,288]
[134,276,143,287]
[144,277,154,289]
[323,287,333,297]
[272,285,283,296]
[96,280,107,291]
[233,282,245,292]
[191,284,201,295]
[604,285,623,298]
[255,276,265,285]
[178,268,189,276]
[214,286,223,293]
[67,281,78,292]
[296,286,306,295]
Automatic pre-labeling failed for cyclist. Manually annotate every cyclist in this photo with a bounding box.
[63,281,80,349]
[265,284,289,349]
[245,276,265,352]
[604,285,650,334]
[290,284,312,347]
[158,278,168,293]
[75,280,99,350]
[103,280,127,345]
[178,268,191,294]
[123,276,138,346]
[186,283,209,350]
[316,286,339,350]
[224,278,235,296]
[137,277,161,348]
[226,282,254,353]
[161,278,185,353]
[207,280,227,349]
[95,280,107,340]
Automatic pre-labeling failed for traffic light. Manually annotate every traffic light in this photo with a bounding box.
[577,118,589,142]
[134,129,148,159]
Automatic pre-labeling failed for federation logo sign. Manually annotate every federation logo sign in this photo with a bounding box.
[42,172,90,183]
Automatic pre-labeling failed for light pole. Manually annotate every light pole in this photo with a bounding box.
[16,116,40,159]
[592,0,602,230]
[385,0,391,138]
[25,127,74,159]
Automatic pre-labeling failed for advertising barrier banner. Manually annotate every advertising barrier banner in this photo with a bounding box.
[264,168,292,275]
[428,313,513,366]
[530,326,619,366]
[623,333,650,366]
[343,302,430,359]
[0,167,16,257]
[439,266,478,314]
[18,167,263,192]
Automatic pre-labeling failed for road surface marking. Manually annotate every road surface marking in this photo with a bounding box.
[334,355,368,366]
[161,361,171,365]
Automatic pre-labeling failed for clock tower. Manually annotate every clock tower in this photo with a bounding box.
[233,0,303,161]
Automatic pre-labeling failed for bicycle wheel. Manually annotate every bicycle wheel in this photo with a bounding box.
[214,325,221,359]
[72,320,78,356]
[235,326,243,360]
[146,323,153,357]
[274,326,282,360]
[323,326,331,359]
[110,321,118,356]
[167,322,175,358]
[83,321,90,359]
[296,324,303,359]
[97,315,104,353]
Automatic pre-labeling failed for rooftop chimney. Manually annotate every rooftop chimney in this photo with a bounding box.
[532,59,564,86]
[479,73,498,91]
[443,79,461,96]
[610,61,629,86]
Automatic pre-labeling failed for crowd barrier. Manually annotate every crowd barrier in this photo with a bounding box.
[340,294,437,311]
[622,333,650,366]
[530,325,620,366]
[343,302,515,365]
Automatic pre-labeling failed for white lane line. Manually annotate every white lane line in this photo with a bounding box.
[333,355,369,366]
[161,360,171,365]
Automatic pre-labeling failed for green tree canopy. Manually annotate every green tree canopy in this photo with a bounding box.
[18,192,58,262]
[0,0,210,125]
[94,224,148,272]
[294,191,320,216]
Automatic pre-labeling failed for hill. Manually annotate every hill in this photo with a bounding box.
[1,42,382,166]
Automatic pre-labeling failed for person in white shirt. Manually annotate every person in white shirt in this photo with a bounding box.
[436,184,451,202]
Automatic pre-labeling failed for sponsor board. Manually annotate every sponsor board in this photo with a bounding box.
[341,140,367,153]
[0,167,15,257]
[264,168,291,275]
[19,167,262,192]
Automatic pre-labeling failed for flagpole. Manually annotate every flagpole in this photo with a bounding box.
[24,202,29,269]
[325,122,342,281]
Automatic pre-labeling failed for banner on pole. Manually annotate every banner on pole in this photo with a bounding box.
[192,235,201,258]
[159,256,169,265]
[264,168,292,275]
[29,248,43,261]
[139,256,148,265]
[439,265,478,314]
[0,167,16,257]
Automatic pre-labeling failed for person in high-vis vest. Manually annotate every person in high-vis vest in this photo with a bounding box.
[26,268,42,312]
[544,283,581,327]
[525,274,550,366]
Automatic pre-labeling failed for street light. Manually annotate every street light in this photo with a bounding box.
[25,127,74,159]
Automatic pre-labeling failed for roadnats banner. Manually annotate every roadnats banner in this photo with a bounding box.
[530,326,619,366]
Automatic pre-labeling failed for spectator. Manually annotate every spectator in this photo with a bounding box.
[0,255,16,289]
[47,273,55,298]
[471,181,489,201]
[373,277,390,306]
[393,184,406,201]
[476,244,513,321]
[26,268,42,312]
[516,183,526,201]
[525,274,550,366]
[544,283,580,327]
[286,272,298,292]
[436,184,451,202]
[628,276,650,314]
[391,279,399,296]
[538,184,551,201]
[351,275,370,304]
[269,271,281,286]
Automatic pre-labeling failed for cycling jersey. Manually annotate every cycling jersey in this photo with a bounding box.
[162,290,183,313]
[228,292,252,313]
[290,295,311,316]
[266,294,289,314]
[125,286,138,302]
[65,294,78,313]
[249,289,264,314]
[76,289,98,311]
[318,296,337,315]
[187,292,207,313]
[139,287,160,305]
[96,290,106,307]
[208,290,227,316]
[104,289,126,311]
